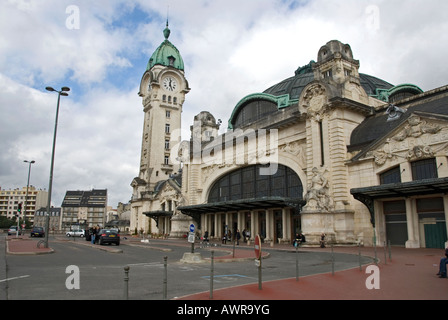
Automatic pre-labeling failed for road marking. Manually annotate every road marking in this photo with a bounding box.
[0,275,30,283]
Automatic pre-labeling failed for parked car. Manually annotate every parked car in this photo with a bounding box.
[8,226,22,235]
[95,229,120,246]
[30,226,45,237]
[66,229,85,237]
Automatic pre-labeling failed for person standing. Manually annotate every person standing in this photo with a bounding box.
[91,227,97,244]
[437,247,448,278]
[236,229,241,245]
[320,233,326,248]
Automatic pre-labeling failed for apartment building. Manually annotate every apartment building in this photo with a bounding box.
[0,186,48,223]
[61,189,107,230]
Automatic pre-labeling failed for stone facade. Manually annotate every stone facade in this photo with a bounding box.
[132,31,448,248]
[130,24,191,236]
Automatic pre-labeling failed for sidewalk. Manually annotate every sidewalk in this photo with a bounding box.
[6,236,54,255]
[6,236,448,300]
[176,245,448,300]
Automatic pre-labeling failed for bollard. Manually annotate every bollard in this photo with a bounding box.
[388,240,392,261]
[373,233,378,265]
[331,244,335,276]
[123,266,130,300]
[210,251,214,299]
[295,245,299,281]
[358,243,362,271]
[163,256,168,300]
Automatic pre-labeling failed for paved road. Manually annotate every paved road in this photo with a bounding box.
[1,235,372,300]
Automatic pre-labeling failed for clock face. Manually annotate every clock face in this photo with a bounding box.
[163,76,177,92]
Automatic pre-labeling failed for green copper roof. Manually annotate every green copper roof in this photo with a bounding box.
[372,83,423,102]
[147,23,184,71]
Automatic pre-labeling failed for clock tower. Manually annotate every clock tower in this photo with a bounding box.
[131,22,190,233]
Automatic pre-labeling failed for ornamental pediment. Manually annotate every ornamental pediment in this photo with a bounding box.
[155,179,182,201]
[362,113,448,166]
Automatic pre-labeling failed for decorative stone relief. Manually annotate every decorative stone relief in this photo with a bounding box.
[393,115,441,142]
[201,164,235,183]
[367,116,444,167]
[301,84,328,119]
[279,142,306,168]
[304,167,334,212]
[406,145,434,160]
[368,139,395,166]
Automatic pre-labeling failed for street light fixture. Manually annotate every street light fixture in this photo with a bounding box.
[22,160,35,236]
[44,86,70,248]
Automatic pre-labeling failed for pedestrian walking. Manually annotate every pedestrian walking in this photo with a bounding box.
[236,229,241,245]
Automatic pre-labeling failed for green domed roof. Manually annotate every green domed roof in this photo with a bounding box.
[147,23,184,71]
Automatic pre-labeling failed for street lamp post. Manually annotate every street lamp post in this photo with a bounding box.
[44,86,70,248]
[22,160,35,234]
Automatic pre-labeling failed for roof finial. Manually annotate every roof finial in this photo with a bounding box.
[163,5,171,40]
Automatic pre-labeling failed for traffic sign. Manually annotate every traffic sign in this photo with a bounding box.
[254,234,261,259]
[188,232,195,243]
[189,224,195,232]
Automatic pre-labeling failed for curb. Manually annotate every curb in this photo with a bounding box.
[6,239,55,255]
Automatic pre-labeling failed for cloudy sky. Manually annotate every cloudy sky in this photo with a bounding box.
[1,0,447,208]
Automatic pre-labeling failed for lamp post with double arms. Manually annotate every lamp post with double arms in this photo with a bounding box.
[44,86,70,248]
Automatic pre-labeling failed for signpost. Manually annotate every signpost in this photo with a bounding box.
[254,235,262,290]
[188,224,195,253]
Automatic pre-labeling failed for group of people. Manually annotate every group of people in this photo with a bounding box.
[221,229,247,245]
[89,226,101,244]
[293,232,326,248]
[293,233,306,247]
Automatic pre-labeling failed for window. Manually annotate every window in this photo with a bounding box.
[233,100,277,128]
[380,166,401,184]
[165,139,170,150]
[166,110,171,118]
[322,69,332,79]
[165,124,170,133]
[411,158,437,180]
[164,156,170,165]
[208,165,303,203]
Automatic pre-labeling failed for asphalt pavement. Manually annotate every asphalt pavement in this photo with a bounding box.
[4,234,448,300]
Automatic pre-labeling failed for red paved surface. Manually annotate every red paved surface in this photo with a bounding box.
[6,237,53,255]
[6,236,448,300]
[176,246,448,300]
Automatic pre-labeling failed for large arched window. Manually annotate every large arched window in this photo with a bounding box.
[233,100,278,128]
[208,165,303,203]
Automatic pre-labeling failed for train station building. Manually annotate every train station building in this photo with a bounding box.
[131,24,448,248]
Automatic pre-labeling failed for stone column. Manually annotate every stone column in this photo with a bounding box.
[282,208,290,242]
[214,213,220,239]
[265,209,273,243]
[250,210,256,241]
[405,198,419,248]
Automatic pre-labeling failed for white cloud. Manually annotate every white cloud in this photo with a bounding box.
[1,0,447,208]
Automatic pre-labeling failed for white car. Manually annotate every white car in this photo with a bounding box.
[66,229,85,237]
[8,226,22,235]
